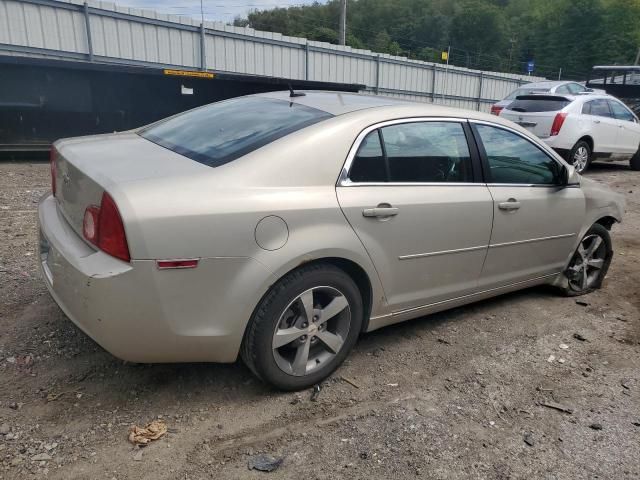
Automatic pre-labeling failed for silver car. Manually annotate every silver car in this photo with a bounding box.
[490,80,598,115]
[39,91,625,390]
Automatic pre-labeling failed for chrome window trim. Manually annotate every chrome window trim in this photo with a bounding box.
[468,118,570,179]
[337,117,473,187]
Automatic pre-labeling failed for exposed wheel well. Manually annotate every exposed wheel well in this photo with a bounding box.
[576,135,594,152]
[595,216,617,230]
[293,258,373,332]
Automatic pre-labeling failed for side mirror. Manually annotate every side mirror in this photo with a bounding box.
[585,87,594,92]
[559,164,579,186]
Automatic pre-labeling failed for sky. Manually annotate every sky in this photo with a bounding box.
[116,0,324,23]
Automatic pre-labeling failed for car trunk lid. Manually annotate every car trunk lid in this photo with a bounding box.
[52,132,210,240]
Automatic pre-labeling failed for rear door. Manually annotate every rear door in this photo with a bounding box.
[607,99,640,155]
[582,99,620,153]
[471,122,585,289]
[499,96,571,138]
[337,119,493,312]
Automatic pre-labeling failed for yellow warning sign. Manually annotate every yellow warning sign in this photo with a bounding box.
[163,69,215,79]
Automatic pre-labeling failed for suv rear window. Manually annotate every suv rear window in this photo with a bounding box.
[140,97,333,167]
[506,97,571,112]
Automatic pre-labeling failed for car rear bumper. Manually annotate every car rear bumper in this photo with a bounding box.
[38,193,273,363]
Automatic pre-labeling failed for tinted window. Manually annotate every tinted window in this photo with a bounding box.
[349,131,387,183]
[475,125,561,185]
[381,122,472,182]
[583,99,612,118]
[567,83,586,94]
[140,97,332,167]
[608,100,636,122]
[507,98,571,112]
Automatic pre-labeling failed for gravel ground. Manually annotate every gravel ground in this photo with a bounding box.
[0,160,638,480]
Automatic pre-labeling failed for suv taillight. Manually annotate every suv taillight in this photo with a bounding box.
[490,105,503,116]
[83,192,130,262]
[50,146,57,197]
[550,112,568,136]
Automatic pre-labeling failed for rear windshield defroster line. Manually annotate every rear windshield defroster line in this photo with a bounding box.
[139,97,333,167]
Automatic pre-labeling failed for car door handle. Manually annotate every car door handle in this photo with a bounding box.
[498,199,521,211]
[362,204,399,218]
[593,119,601,124]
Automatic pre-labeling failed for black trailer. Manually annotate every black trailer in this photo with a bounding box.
[586,65,640,115]
[0,55,364,152]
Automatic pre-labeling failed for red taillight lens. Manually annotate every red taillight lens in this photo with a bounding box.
[550,112,568,136]
[490,105,503,116]
[50,147,57,197]
[82,192,130,262]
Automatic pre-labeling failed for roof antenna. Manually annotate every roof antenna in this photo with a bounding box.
[289,84,306,97]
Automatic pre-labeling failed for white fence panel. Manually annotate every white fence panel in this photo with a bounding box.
[0,0,547,109]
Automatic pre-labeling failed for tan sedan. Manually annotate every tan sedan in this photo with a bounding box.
[39,91,625,390]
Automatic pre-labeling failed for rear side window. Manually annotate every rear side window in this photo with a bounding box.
[583,99,612,118]
[608,100,636,122]
[348,122,473,183]
[140,97,333,167]
[507,98,571,112]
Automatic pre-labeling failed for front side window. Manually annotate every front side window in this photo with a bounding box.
[475,125,561,185]
[140,97,333,167]
[348,122,473,183]
[608,100,636,122]
[583,99,613,118]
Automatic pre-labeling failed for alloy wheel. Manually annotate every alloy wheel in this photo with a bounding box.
[272,286,351,376]
[573,146,589,173]
[566,234,607,291]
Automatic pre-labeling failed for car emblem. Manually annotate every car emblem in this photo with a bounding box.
[518,116,523,122]
[62,172,71,185]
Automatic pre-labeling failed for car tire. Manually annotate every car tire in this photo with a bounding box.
[568,140,592,174]
[561,223,612,297]
[241,263,363,391]
[631,148,640,171]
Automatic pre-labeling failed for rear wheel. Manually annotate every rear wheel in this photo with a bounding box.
[562,224,612,296]
[568,140,592,173]
[241,264,363,391]
[631,148,640,171]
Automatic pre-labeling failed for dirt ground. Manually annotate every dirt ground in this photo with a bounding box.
[0,160,638,480]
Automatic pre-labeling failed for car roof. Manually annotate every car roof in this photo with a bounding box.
[518,80,577,89]
[255,90,512,124]
[256,90,415,115]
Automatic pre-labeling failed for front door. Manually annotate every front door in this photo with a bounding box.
[608,99,640,156]
[337,120,494,312]
[471,123,585,289]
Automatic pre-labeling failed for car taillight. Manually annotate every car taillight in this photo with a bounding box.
[50,146,57,196]
[550,112,568,136]
[82,192,131,262]
[490,105,503,116]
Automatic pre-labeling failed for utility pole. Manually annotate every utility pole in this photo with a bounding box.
[635,46,640,65]
[338,0,346,46]
[558,67,562,80]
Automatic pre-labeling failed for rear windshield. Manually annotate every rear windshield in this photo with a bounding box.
[140,97,333,167]
[506,98,571,113]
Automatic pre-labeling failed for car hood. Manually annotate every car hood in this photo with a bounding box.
[580,176,626,221]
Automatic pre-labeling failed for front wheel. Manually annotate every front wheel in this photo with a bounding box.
[568,140,592,174]
[241,264,363,391]
[562,224,612,296]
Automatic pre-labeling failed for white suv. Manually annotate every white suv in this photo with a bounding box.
[499,93,640,172]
